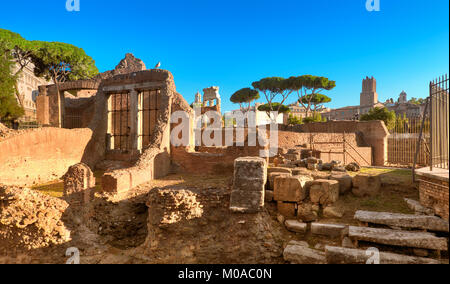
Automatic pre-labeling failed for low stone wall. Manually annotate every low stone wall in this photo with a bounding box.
[416,168,449,221]
[0,128,93,186]
[171,146,265,175]
[102,148,171,193]
[279,120,389,166]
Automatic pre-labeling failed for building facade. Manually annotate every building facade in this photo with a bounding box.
[13,62,51,122]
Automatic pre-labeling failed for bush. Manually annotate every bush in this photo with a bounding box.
[303,112,325,123]
[287,114,303,125]
[360,107,396,130]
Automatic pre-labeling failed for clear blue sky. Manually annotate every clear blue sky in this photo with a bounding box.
[1,0,448,112]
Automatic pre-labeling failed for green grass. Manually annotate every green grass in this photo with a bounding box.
[32,170,105,198]
[32,180,64,198]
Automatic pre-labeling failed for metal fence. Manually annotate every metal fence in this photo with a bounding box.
[388,116,430,168]
[429,74,449,170]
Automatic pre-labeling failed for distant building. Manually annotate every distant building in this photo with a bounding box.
[228,103,284,126]
[322,76,384,121]
[13,62,51,122]
[385,91,426,118]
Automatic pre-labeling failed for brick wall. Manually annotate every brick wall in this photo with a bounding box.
[171,146,266,175]
[418,176,449,221]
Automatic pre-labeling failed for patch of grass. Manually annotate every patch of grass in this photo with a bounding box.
[32,180,64,198]
[156,174,231,189]
[348,167,414,187]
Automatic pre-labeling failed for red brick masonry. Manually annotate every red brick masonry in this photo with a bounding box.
[416,168,449,221]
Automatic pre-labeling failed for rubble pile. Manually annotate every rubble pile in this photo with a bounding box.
[0,185,71,252]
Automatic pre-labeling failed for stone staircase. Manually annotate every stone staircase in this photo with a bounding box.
[282,209,449,264]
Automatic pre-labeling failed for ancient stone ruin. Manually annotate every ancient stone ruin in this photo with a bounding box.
[0,54,448,265]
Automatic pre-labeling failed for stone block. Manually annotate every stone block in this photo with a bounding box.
[354,210,449,232]
[352,174,381,197]
[325,246,440,264]
[268,172,290,191]
[285,220,308,233]
[311,223,348,238]
[309,179,340,205]
[277,201,296,218]
[323,206,344,218]
[274,175,313,202]
[230,190,264,213]
[63,163,96,203]
[283,241,326,264]
[329,173,353,195]
[285,153,300,161]
[267,167,292,174]
[233,157,267,188]
[265,190,274,202]
[292,167,310,176]
[297,202,318,222]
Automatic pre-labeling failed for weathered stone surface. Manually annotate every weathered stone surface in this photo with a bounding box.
[292,160,307,168]
[265,190,274,202]
[274,175,313,202]
[325,246,440,264]
[285,153,300,161]
[307,157,320,164]
[311,223,348,238]
[342,237,355,248]
[230,157,267,213]
[307,163,318,171]
[354,210,449,232]
[309,179,340,205]
[345,162,360,172]
[292,167,310,176]
[329,173,353,194]
[285,220,308,233]
[230,190,264,213]
[352,174,381,197]
[332,166,346,172]
[348,226,448,251]
[283,241,326,264]
[268,172,290,191]
[267,167,292,174]
[321,163,334,171]
[404,198,435,216]
[323,206,344,218]
[233,157,267,192]
[62,163,95,203]
[277,202,296,218]
[0,185,70,252]
[297,203,318,222]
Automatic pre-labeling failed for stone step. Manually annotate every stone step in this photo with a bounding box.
[404,198,435,216]
[325,246,441,264]
[348,226,448,251]
[283,241,326,264]
[354,210,449,232]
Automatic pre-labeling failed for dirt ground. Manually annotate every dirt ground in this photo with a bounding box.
[0,167,432,264]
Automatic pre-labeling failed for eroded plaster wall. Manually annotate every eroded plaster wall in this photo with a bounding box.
[0,128,93,186]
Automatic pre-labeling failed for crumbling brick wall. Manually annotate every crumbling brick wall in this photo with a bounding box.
[418,175,449,221]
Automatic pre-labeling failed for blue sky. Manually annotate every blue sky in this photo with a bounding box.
[1,0,448,112]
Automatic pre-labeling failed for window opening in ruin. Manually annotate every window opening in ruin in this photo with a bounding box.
[138,89,160,148]
[64,107,83,129]
[108,92,131,151]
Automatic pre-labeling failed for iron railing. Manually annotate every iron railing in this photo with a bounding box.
[429,74,449,170]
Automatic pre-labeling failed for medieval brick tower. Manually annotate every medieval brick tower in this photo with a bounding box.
[360,76,378,106]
